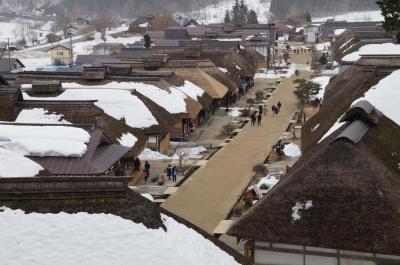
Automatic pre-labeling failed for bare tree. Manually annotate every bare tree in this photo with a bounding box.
[90,13,116,32]
[175,146,190,169]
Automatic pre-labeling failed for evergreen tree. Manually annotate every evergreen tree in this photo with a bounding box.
[319,54,328,65]
[247,9,258,24]
[232,0,241,25]
[377,0,400,43]
[224,10,231,23]
[304,12,312,22]
[239,0,248,25]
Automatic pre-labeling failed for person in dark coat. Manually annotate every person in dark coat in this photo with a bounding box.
[167,164,172,180]
[144,161,150,177]
[251,112,257,126]
[133,157,141,172]
[172,166,177,182]
[257,112,262,125]
[272,105,277,116]
[258,105,263,116]
[277,101,282,112]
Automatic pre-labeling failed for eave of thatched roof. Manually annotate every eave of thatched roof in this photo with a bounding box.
[228,106,400,256]
[301,64,381,153]
[0,177,251,265]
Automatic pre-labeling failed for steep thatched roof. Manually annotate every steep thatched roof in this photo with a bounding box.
[229,104,400,256]
[301,63,381,152]
[0,177,250,265]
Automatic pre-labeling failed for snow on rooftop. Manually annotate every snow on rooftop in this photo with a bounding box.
[0,148,43,178]
[15,108,71,124]
[175,81,205,101]
[22,87,158,129]
[318,115,346,144]
[0,124,90,157]
[335,29,346,36]
[339,38,354,50]
[283,143,302,158]
[342,43,400,62]
[218,67,228,73]
[118,133,138,148]
[0,207,240,265]
[353,70,400,125]
[292,200,313,222]
[316,42,331,51]
[310,76,331,101]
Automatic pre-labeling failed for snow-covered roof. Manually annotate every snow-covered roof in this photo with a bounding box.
[0,207,241,265]
[15,108,71,124]
[0,124,90,157]
[342,43,400,62]
[22,86,158,129]
[0,148,43,178]
[175,81,205,102]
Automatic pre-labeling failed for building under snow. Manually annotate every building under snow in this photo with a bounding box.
[228,102,400,265]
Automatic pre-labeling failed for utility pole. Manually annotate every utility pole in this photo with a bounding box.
[8,38,10,71]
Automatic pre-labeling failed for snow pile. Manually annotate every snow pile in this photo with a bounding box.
[118,133,138,148]
[186,0,272,24]
[292,200,313,222]
[218,67,228,73]
[23,88,158,129]
[0,207,240,265]
[139,148,171,161]
[171,146,207,160]
[313,10,383,23]
[257,174,279,190]
[225,107,245,117]
[342,43,400,62]
[283,143,302,158]
[255,68,295,79]
[0,125,90,157]
[0,148,43,178]
[15,108,71,124]
[310,76,331,100]
[175,81,205,101]
[352,70,400,125]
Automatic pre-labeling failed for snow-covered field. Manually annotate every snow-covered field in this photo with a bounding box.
[0,124,90,157]
[186,0,272,24]
[313,10,383,23]
[0,207,240,265]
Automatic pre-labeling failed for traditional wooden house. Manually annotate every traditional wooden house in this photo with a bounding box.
[228,102,400,265]
[49,44,73,66]
[0,58,25,73]
[302,55,400,153]
[93,43,125,55]
[0,176,251,265]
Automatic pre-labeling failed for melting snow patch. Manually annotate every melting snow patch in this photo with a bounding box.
[218,67,228,73]
[141,193,154,202]
[283,143,302,158]
[257,174,279,190]
[292,200,313,222]
[174,81,204,102]
[139,148,171,161]
[311,124,320,132]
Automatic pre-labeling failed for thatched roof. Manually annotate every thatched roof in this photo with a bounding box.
[0,177,250,265]
[301,63,381,152]
[228,104,400,255]
[15,99,147,158]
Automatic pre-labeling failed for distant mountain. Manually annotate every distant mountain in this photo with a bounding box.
[270,0,380,19]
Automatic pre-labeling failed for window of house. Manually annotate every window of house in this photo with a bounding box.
[57,52,64,56]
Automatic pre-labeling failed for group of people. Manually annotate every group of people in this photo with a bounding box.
[271,101,282,116]
[251,105,267,126]
[166,164,178,182]
[294,69,301,77]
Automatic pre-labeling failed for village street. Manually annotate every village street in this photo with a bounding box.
[162,45,311,234]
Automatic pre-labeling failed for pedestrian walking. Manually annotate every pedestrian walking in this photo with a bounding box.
[172,166,177,182]
[144,161,151,177]
[251,112,257,126]
[257,112,262,125]
[143,169,149,183]
[167,164,172,180]
[277,101,282,112]
[263,104,267,116]
[272,105,277,116]
[258,105,263,116]
[133,157,141,172]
